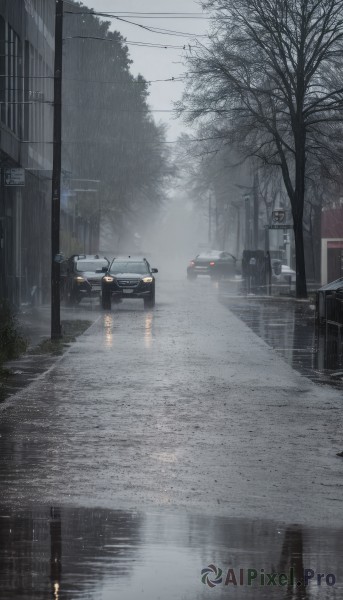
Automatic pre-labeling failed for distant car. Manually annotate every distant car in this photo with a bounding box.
[187,250,237,280]
[61,254,109,305]
[101,256,158,310]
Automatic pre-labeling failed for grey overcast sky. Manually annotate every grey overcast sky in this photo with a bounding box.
[85,0,210,140]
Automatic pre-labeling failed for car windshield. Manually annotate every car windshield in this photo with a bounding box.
[197,252,222,259]
[76,260,108,272]
[110,262,149,275]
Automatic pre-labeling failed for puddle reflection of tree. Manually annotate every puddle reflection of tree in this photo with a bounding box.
[0,506,143,599]
[278,525,308,600]
[50,508,62,600]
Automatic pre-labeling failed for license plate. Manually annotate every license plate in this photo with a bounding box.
[123,289,134,294]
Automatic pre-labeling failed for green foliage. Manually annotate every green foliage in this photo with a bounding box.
[62,1,174,237]
[0,301,27,365]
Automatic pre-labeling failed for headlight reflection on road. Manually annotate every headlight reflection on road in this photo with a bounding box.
[104,314,114,348]
[53,583,59,600]
[144,312,153,349]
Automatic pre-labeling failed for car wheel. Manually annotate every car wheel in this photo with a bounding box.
[102,291,112,310]
[187,272,196,280]
[144,290,155,309]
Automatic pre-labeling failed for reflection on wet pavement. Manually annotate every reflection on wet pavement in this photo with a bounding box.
[0,507,341,600]
[144,311,153,349]
[219,290,343,387]
[103,314,114,349]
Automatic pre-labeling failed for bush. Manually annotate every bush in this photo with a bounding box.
[0,301,27,365]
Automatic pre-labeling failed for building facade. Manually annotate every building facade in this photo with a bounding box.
[0,0,55,306]
[321,204,343,285]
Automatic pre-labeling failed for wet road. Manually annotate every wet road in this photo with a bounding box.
[219,284,343,387]
[0,506,342,599]
[0,274,342,598]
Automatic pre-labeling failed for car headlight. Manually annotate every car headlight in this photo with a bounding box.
[142,276,153,283]
[103,276,114,283]
[75,276,85,282]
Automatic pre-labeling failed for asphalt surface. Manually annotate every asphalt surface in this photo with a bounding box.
[0,274,342,599]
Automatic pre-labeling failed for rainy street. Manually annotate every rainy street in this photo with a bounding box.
[0,273,342,599]
[1,0,343,598]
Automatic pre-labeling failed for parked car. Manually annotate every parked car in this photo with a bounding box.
[187,250,237,280]
[101,256,158,310]
[271,259,296,285]
[61,254,109,305]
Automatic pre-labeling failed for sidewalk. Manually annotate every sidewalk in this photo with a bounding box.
[16,302,101,349]
[0,303,99,403]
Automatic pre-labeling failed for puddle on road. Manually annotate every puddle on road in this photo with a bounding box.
[0,506,341,599]
[219,291,343,387]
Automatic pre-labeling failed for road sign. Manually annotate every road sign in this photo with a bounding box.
[4,168,25,186]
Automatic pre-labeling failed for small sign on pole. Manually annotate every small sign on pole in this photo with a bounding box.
[268,224,292,230]
[4,168,25,186]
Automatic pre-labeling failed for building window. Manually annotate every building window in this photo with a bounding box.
[0,19,22,137]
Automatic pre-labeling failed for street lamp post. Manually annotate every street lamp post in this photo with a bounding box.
[244,194,251,250]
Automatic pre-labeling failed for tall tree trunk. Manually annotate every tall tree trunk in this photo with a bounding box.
[253,171,259,250]
[292,126,308,298]
[293,211,307,298]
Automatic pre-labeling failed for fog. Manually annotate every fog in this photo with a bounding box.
[99,190,208,278]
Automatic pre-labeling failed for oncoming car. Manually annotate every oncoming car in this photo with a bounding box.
[101,257,158,310]
[61,254,109,305]
[187,250,237,280]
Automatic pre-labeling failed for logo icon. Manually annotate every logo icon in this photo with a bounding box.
[272,209,286,223]
[201,564,223,588]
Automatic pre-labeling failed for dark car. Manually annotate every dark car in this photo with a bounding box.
[61,254,109,305]
[101,256,158,310]
[187,250,237,280]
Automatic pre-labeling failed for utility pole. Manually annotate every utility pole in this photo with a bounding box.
[244,194,251,250]
[208,192,212,245]
[253,171,259,250]
[51,0,63,339]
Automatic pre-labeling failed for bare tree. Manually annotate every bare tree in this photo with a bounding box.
[179,0,343,297]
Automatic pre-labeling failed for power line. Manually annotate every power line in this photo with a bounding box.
[18,136,229,146]
[62,104,177,112]
[64,12,208,37]
[64,76,186,85]
[64,9,208,17]
[0,74,54,79]
[0,100,53,105]
[64,11,207,39]
[83,12,206,15]
[133,27,207,38]
[0,76,187,91]
[0,74,188,83]
[64,35,189,50]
